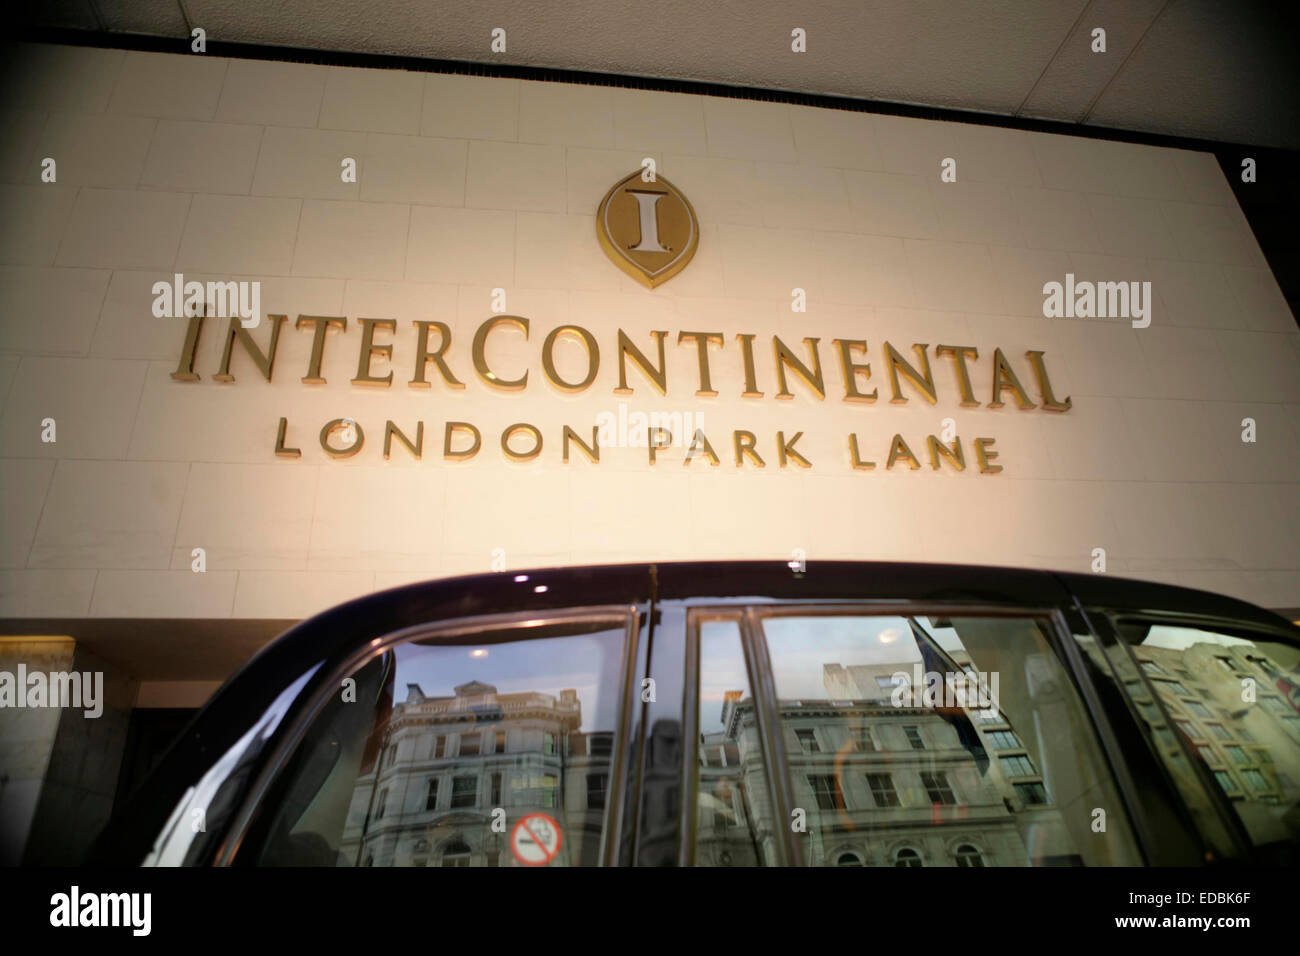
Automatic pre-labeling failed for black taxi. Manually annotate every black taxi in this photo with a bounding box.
[91,561,1300,867]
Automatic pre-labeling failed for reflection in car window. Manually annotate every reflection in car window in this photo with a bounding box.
[1114,622,1300,861]
[755,613,1141,866]
[250,619,628,866]
[694,618,778,866]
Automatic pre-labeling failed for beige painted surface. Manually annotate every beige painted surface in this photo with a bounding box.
[0,44,1296,620]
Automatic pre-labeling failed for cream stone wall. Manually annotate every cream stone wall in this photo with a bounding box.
[0,42,1296,620]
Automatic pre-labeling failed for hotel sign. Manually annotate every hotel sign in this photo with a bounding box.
[167,172,1073,474]
[595,170,699,288]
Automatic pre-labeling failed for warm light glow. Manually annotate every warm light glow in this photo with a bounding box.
[534,585,548,593]
[878,628,901,644]
[514,574,529,582]
[470,648,488,658]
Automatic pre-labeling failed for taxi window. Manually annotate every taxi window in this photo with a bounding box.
[690,609,1143,866]
[1112,620,1300,863]
[245,616,630,867]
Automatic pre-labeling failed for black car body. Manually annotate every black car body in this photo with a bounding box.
[90,561,1300,867]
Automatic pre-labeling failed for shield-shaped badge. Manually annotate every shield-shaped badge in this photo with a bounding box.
[596,170,699,289]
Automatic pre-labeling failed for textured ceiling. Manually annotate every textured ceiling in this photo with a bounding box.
[22,0,1300,149]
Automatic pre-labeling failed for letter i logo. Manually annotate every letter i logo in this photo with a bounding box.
[596,170,699,288]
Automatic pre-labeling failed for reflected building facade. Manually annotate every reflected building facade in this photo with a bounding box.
[1126,641,1300,846]
[697,656,1074,867]
[341,679,612,867]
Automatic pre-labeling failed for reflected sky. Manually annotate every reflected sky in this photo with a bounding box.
[392,629,625,732]
[1143,625,1255,650]
[698,615,978,733]
[764,616,923,699]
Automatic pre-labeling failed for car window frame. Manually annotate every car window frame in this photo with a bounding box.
[217,604,643,868]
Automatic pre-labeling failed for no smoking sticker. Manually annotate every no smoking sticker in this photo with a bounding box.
[510,812,563,866]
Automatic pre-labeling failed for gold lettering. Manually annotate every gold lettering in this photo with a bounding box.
[975,437,1002,474]
[886,433,921,470]
[352,318,396,386]
[926,435,966,472]
[678,331,723,397]
[472,315,529,390]
[736,334,764,398]
[444,421,481,461]
[777,430,811,468]
[683,428,720,466]
[614,329,668,395]
[1025,350,1072,412]
[274,416,301,458]
[848,434,875,470]
[296,315,347,385]
[833,339,877,403]
[501,423,543,461]
[320,418,363,459]
[733,430,765,467]
[647,427,672,464]
[384,420,423,460]
[883,342,937,405]
[562,425,599,464]
[171,314,204,381]
[988,348,1036,410]
[541,325,600,393]
[935,345,980,407]
[214,315,286,383]
[773,336,825,400]
[411,321,464,389]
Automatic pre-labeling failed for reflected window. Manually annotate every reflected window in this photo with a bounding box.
[809,775,846,811]
[760,612,1141,866]
[921,771,956,806]
[1000,755,1036,777]
[955,843,984,867]
[441,839,471,867]
[894,847,922,867]
[586,773,607,810]
[1014,782,1048,805]
[247,616,630,867]
[866,773,900,807]
[451,775,477,808]
[1242,769,1268,792]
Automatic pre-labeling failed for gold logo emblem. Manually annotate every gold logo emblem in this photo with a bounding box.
[596,171,699,288]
